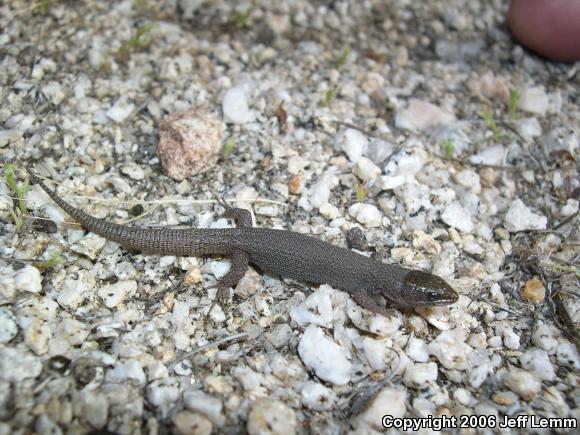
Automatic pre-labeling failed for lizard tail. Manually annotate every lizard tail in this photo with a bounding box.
[27,167,117,236]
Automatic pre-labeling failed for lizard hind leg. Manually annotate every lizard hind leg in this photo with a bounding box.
[206,249,250,317]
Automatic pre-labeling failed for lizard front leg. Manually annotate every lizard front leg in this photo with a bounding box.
[351,290,394,318]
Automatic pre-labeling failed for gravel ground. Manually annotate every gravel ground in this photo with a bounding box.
[0,1,578,434]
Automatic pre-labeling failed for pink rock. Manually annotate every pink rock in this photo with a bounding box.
[467,72,510,101]
[395,99,455,131]
[156,111,222,181]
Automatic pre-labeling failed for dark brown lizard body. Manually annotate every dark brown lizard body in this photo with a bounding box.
[28,169,458,313]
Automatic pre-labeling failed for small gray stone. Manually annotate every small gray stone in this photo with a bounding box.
[0,347,42,382]
[0,308,18,344]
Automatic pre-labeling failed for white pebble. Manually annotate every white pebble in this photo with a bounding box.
[265,324,293,349]
[55,318,90,346]
[441,202,474,233]
[474,402,499,420]
[412,398,436,416]
[502,327,520,350]
[469,144,506,166]
[518,86,549,116]
[348,203,382,227]
[503,368,541,400]
[120,163,145,180]
[406,337,429,363]
[319,203,340,220]
[476,223,494,240]
[42,81,65,105]
[366,138,393,164]
[23,321,51,355]
[544,386,570,416]
[234,268,262,299]
[223,84,254,124]
[31,57,56,79]
[183,390,225,426]
[379,173,406,190]
[173,411,212,435]
[462,234,483,255]
[298,326,351,385]
[286,156,309,174]
[308,170,338,209]
[415,305,452,331]
[300,382,336,411]
[13,265,42,293]
[97,280,137,308]
[70,233,106,260]
[147,381,180,418]
[516,117,542,139]
[269,353,307,382]
[520,348,555,381]
[75,390,109,429]
[159,256,176,269]
[386,152,424,177]
[354,157,381,181]
[58,271,95,309]
[468,363,490,388]
[467,332,488,349]
[34,415,61,435]
[0,308,18,344]
[428,329,470,370]
[355,387,406,430]
[533,322,558,354]
[454,169,481,193]
[334,128,368,162]
[106,359,146,386]
[210,260,231,280]
[361,338,390,371]
[403,362,438,387]
[147,361,168,381]
[504,199,547,232]
[561,199,578,217]
[488,336,503,347]
[453,388,472,406]
[231,366,264,393]
[0,129,21,147]
[247,398,297,435]
[290,285,334,327]
[556,343,580,369]
[367,313,402,337]
[106,99,135,123]
[254,204,278,217]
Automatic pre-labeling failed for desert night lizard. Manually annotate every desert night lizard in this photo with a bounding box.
[28,168,458,314]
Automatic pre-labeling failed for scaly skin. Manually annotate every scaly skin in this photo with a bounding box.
[28,168,458,314]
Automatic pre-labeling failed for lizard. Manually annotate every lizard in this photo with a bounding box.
[27,168,458,315]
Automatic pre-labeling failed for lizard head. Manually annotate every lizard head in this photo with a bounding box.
[386,270,459,308]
